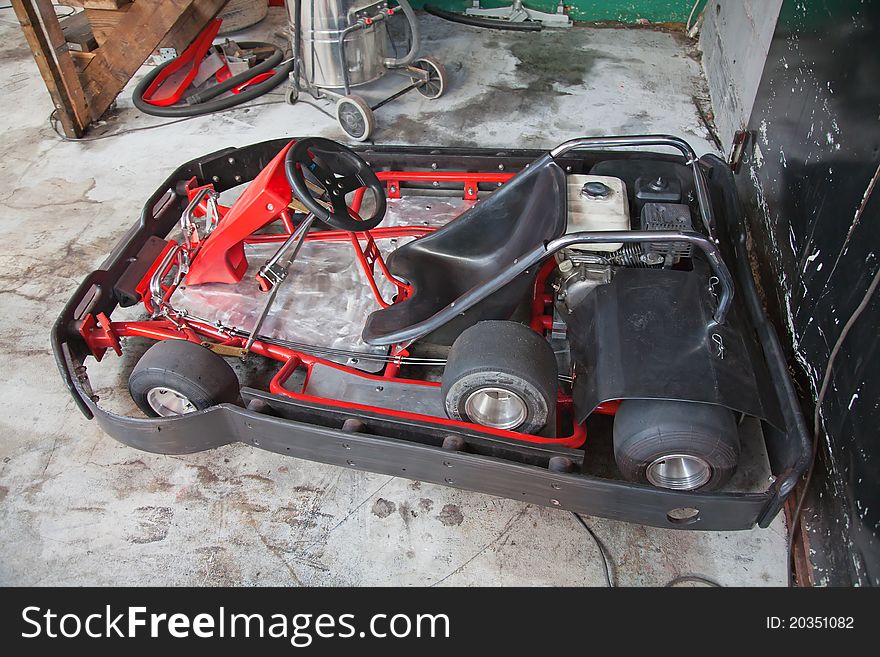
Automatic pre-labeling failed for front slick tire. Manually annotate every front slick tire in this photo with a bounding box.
[128,339,241,417]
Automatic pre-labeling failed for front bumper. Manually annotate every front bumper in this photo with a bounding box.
[51,139,811,531]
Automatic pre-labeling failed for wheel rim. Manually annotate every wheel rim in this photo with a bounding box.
[414,61,443,98]
[464,387,527,430]
[146,387,197,417]
[338,101,366,139]
[646,454,712,490]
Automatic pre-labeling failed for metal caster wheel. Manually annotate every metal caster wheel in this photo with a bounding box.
[411,56,448,100]
[285,85,299,105]
[335,94,375,142]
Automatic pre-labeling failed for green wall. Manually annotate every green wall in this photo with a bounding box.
[412,0,698,23]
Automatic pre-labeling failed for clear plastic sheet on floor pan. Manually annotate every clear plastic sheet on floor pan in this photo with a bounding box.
[171,196,471,372]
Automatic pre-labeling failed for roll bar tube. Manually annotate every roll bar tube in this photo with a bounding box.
[368,229,734,346]
[364,136,733,346]
[550,135,717,241]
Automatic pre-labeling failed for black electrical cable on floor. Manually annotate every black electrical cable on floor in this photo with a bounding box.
[291,98,337,121]
[665,574,723,587]
[1,2,73,13]
[786,262,880,586]
[48,97,288,142]
[572,512,730,587]
[571,512,615,587]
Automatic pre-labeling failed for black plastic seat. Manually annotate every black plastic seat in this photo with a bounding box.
[362,154,567,346]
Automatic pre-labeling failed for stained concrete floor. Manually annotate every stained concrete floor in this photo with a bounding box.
[0,9,787,586]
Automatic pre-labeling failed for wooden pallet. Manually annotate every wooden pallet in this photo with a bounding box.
[11,0,229,137]
[60,10,98,53]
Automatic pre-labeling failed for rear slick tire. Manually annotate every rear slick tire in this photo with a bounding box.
[612,399,740,491]
[441,321,557,434]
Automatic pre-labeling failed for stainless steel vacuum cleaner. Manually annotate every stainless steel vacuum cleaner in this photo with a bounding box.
[286,0,448,141]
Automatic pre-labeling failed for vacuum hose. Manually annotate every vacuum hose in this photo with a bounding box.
[384,0,421,68]
[424,4,543,31]
[292,0,302,85]
[132,41,293,118]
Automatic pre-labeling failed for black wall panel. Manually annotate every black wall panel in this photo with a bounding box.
[735,0,879,585]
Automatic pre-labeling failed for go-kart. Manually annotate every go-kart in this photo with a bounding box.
[52,135,810,530]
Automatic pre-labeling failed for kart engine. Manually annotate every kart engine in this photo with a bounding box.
[554,175,694,315]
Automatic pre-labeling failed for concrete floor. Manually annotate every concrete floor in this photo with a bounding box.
[0,9,787,586]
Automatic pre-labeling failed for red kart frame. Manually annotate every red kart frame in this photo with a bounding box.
[80,141,620,449]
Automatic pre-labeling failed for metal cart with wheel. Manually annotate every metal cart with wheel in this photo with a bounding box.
[286,0,448,141]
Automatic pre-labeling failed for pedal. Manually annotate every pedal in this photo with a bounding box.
[200,342,247,359]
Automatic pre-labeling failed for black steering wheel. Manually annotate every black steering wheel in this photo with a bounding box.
[284,137,386,232]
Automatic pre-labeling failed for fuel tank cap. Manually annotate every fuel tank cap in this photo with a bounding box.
[581,181,611,199]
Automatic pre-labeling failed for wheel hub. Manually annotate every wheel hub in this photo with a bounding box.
[415,66,441,97]
[145,387,197,417]
[646,453,712,490]
[338,105,365,135]
[464,387,527,430]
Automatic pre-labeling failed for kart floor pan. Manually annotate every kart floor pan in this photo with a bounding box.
[171,196,469,372]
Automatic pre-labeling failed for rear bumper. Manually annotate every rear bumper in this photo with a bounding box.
[51,140,811,531]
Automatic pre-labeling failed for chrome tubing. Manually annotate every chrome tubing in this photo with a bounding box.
[245,213,317,354]
[148,243,189,317]
[550,135,717,242]
[336,22,365,95]
[258,213,315,285]
[179,186,220,247]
